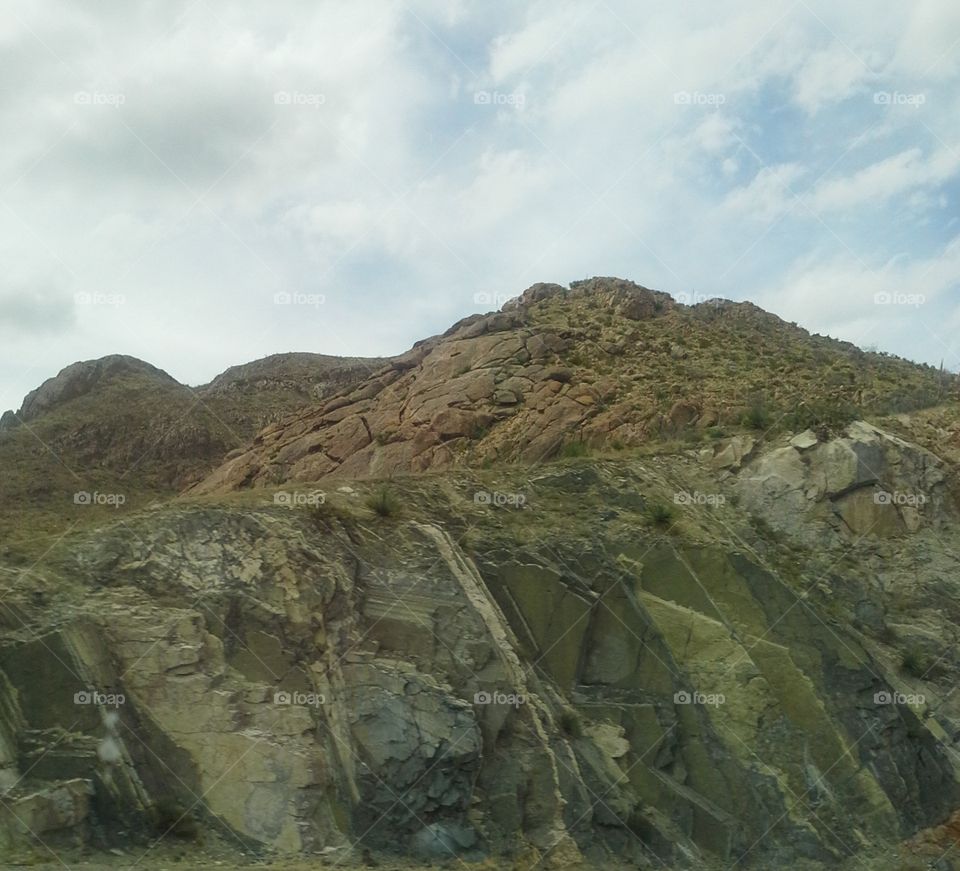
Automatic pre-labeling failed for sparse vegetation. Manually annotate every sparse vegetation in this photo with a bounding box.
[743,393,773,431]
[560,441,590,458]
[645,501,676,528]
[901,646,946,680]
[365,485,401,518]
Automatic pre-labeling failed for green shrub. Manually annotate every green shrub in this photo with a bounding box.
[645,501,675,527]
[365,486,401,518]
[743,394,772,430]
[900,647,945,680]
[784,400,858,433]
[560,441,590,459]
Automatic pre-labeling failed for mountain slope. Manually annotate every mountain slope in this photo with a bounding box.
[194,277,955,493]
[0,352,384,561]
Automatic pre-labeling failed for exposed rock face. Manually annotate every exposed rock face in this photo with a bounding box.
[192,277,953,495]
[733,420,948,542]
[2,420,960,868]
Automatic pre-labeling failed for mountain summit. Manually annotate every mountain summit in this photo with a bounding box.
[195,276,951,493]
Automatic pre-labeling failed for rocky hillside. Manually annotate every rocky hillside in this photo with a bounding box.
[193,278,954,494]
[0,352,382,561]
[1,278,960,870]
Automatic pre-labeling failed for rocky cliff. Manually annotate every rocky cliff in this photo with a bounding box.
[1,279,959,870]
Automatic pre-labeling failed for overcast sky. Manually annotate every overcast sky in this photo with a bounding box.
[1,0,958,409]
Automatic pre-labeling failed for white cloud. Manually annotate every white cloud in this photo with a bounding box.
[721,163,807,222]
[809,147,960,213]
[792,44,873,113]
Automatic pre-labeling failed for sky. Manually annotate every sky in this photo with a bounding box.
[0,0,958,409]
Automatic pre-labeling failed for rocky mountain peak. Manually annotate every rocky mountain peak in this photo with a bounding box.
[11,354,175,425]
[193,277,951,494]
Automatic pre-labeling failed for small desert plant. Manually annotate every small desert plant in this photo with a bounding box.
[645,501,675,528]
[560,441,590,459]
[365,486,401,518]
[900,646,945,680]
[743,393,772,431]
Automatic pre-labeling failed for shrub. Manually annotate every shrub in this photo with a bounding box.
[645,501,675,528]
[784,400,858,433]
[900,647,945,680]
[365,486,401,518]
[560,441,590,459]
[743,393,772,431]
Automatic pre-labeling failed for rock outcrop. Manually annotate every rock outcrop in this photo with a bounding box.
[2,417,960,867]
[192,278,952,495]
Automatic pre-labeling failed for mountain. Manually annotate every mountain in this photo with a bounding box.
[1,279,960,871]
[194,277,954,494]
[0,352,384,561]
